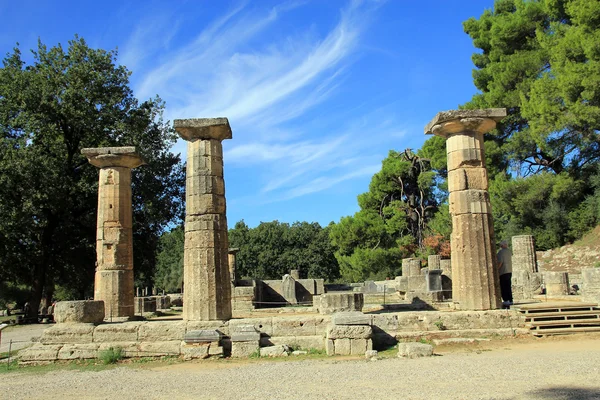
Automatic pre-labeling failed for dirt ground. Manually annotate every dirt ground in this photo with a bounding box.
[2,333,600,400]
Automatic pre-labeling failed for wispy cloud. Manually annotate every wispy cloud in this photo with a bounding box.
[123,0,396,203]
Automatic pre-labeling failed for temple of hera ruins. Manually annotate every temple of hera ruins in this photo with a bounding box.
[82,147,145,319]
[425,108,506,310]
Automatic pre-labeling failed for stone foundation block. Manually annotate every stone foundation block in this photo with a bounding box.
[183,330,222,344]
[271,316,326,336]
[544,272,570,296]
[134,297,157,314]
[230,318,273,336]
[327,325,372,340]
[350,338,372,355]
[208,345,224,357]
[138,321,186,341]
[185,320,229,336]
[57,344,100,360]
[449,190,491,215]
[261,335,325,351]
[55,300,105,324]
[40,324,95,344]
[448,167,488,192]
[331,311,371,326]
[138,341,181,357]
[19,344,62,362]
[407,275,427,292]
[398,342,434,358]
[231,341,259,358]
[93,322,141,342]
[260,345,290,357]
[180,343,210,360]
[334,338,351,355]
[98,342,139,358]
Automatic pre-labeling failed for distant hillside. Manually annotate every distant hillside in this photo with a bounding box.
[537,226,600,274]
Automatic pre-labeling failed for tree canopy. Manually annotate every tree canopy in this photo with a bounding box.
[0,37,184,314]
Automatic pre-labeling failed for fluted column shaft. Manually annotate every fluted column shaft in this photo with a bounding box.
[82,147,144,318]
[175,118,232,321]
[425,109,506,310]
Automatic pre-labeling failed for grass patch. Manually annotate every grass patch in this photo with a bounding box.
[98,347,123,365]
[0,359,114,375]
[376,345,398,358]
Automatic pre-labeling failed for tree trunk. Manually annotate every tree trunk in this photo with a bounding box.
[28,214,58,319]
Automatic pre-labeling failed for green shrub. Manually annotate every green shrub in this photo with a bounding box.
[99,347,123,364]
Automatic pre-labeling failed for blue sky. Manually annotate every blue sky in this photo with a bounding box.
[0,0,495,228]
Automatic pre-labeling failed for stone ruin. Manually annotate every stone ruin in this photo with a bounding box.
[19,109,600,364]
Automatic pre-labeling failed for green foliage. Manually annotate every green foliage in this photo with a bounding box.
[154,226,184,292]
[0,37,184,315]
[228,220,339,281]
[98,347,124,364]
[329,150,442,281]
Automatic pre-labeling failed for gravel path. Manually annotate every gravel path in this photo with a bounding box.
[2,337,600,400]
[0,324,49,353]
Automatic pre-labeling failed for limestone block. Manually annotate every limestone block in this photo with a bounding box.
[188,139,224,158]
[318,293,364,315]
[186,153,224,177]
[174,118,232,142]
[183,330,222,344]
[231,341,259,358]
[41,324,95,344]
[334,338,351,355]
[185,214,227,232]
[365,350,378,360]
[282,274,297,305]
[446,131,483,153]
[260,345,290,357]
[544,272,570,296]
[186,175,225,196]
[231,331,261,342]
[138,321,186,342]
[57,343,100,360]
[396,276,408,292]
[407,275,427,292]
[271,316,326,336]
[262,335,325,351]
[233,286,255,297]
[428,255,442,271]
[327,325,372,340]
[186,193,226,215]
[98,342,139,358]
[372,314,398,332]
[447,148,484,171]
[440,259,452,276]
[81,147,145,169]
[332,311,371,326]
[208,345,224,357]
[93,322,140,342]
[181,344,210,360]
[326,339,335,355]
[449,189,491,215]
[398,342,434,358]
[55,300,105,324]
[229,318,273,336]
[134,297,157,314]
[94,269,134,318]
[582,268,600,301]
[138,341,181,357]
[448,168,488,192]
[19,344,62,362]
[408,259,422,277]
[186,320,229,336]
[315,279,325,295]
[184,229,228,249]
[402,258,415,277]
[350,338,371,355]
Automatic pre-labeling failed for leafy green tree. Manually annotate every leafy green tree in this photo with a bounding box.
[329,149,441,281]
[0,37,184,316]
[154,226,184,293]
[228,220,339,281]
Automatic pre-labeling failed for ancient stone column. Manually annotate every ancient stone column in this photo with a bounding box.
[425,109,506,310]
[174,118,232,321]
[512,235,537,273]
[82,147,144,319]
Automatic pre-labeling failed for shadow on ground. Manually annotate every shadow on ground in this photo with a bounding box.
[521,387,600,400]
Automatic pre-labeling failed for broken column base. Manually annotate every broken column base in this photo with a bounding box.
[54,300,105,324]
[231,325,260,357]
[326,312,373,356]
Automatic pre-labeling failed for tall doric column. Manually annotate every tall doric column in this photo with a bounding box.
[174,118,232,321]
[82,147,145,319]
[425,109,506,310]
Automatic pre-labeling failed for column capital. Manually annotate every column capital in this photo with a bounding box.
[424,108,506,138]
[174,118,232,142]
[82,147,145,169]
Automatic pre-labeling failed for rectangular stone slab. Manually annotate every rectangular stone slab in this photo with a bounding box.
[331,311,372,326]
[183,329,222,343]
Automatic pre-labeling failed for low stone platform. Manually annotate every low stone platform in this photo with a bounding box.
[18,309,526,362]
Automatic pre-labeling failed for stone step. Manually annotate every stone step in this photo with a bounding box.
[516,303,599,315]
[527,317,600,328]
[531,326,600,337]
[523,310,600,319]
